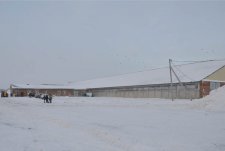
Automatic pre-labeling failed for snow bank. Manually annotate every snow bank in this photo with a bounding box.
[200,86,225,112]
[1,94,225,151]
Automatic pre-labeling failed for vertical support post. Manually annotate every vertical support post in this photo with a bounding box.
[169,59,174,101]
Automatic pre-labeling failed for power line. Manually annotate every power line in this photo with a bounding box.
[171,58,225,82]
[173,58,225,63]
[70,58,225,84]
[171,62,195,81]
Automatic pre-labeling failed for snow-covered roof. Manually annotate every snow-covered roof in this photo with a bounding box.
[11,60,225,90]
[70,60,225,89]
[11,84,74,90]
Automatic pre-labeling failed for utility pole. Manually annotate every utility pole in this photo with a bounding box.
[169,59,174,101]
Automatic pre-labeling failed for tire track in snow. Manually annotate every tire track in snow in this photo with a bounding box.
[84,124,152,151]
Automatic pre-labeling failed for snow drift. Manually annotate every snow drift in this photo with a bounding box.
[0,87,225,151]
[200,86,225,112]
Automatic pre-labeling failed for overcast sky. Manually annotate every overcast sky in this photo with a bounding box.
[1,1,225,89]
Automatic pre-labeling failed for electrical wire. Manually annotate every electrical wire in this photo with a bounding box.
[171,62,195,81]
[173,58,225,63]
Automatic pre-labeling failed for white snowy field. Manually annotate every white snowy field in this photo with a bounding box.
[0,87,225,151]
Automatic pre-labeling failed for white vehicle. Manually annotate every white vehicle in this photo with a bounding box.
[86,92,93,97]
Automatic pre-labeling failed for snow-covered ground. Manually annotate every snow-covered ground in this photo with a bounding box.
[0,87,225,151]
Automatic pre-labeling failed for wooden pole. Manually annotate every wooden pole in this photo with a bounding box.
[169,59,174,101]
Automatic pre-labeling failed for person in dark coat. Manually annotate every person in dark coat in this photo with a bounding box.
[46,95,49,103]
[43,95,46,103]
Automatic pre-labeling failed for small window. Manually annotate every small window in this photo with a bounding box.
[210,82,220,91]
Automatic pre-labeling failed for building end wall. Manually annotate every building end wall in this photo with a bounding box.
[204,66,225,82]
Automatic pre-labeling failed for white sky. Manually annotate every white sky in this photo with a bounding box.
[1,1,225,89]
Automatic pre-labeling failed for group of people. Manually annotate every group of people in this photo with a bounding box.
[43,94,52,103]
[28,92,53,103]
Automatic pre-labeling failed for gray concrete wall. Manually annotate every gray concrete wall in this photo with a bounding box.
[84,82,200,99]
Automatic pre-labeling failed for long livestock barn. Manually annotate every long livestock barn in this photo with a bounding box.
[10,84,74,97]
[10,60,225,99]
[71,60,225,99]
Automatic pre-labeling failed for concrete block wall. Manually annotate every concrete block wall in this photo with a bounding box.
[85,82,200,99]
